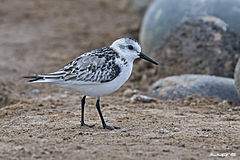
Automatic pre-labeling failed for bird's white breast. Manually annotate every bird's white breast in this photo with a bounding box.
[58,61,133,97]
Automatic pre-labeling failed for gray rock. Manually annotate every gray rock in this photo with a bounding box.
[148,74,240,103]
[140,0,240,53]
[151,18,240,78]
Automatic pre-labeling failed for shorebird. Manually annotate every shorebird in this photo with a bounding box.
[24,38,158,130]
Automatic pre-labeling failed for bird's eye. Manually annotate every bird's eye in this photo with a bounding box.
[128,45,134,50]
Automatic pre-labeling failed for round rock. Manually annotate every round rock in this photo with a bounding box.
[151,18,240,78]
[140,0,240,53]
[148,74,240,103]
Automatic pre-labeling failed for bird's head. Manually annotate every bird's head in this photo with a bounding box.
[110,38,158,65]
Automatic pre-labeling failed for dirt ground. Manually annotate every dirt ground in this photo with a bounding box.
[0,0,239,159]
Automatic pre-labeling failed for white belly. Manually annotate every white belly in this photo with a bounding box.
[58,63,133,97]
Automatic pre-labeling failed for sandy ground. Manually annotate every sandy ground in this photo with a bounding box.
[0,0,239,159]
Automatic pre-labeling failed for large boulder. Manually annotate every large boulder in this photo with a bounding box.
[148,74,240,103]
[151,18,240,78]
[140,0,240,53]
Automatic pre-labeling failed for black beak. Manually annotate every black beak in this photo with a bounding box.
[139,52,158,65]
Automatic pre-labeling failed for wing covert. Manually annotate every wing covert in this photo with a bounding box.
[61,47,121,83]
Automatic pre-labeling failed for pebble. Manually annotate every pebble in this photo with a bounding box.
[162,149,170,152]
[173,128,180,132]
[202,128,212,132]
[130,94,156,103]
[159,128,169,134]
[232,106,240,111]
[30,89,40,94]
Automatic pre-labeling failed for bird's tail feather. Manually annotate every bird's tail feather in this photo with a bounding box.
[23,75,45,82]
[24,71,65,83]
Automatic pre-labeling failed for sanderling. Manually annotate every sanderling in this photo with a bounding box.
[24,38,158,130]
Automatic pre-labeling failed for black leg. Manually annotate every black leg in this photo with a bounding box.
[81,96,95,128]
[96,97,120,130]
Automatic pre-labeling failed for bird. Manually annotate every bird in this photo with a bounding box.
[24,38,158,130]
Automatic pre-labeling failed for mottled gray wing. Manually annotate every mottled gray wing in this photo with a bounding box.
[60,49,121,83]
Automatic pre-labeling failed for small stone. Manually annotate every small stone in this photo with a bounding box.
[233,106,240,111]
[159,128,169,134]
[30,89,40,94]
[76,146,83,150]
[173,128,180,132]
[136,151,143,156]
[162,149,170,152]
[60,94,68,98]
[131,94,156,103]
[202,128,212,132]
[37,135,44,139]
[179,144,185,147]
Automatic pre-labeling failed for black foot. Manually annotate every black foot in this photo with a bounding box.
[95,97,120,130]
[104,125,120,130]
[81,123,95,128]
